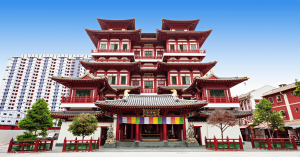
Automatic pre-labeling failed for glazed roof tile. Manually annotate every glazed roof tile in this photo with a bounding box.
[95,94,207,108]
[50,111,104,117]
[199,110,252,118]
[263,83,296,96]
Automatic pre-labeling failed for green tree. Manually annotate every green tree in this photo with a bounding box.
[253,98,285,138]
[57,119,62,127]
[17,98,53,140]
[68,113,98,139]
[292,79,300,97]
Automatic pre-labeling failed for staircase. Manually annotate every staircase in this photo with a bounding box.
[116,141,135,147]
[168,141,187,147]
[116,141,188,147]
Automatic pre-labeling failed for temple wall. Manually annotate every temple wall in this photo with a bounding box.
[193,122,242,145]
[56,121,112,144]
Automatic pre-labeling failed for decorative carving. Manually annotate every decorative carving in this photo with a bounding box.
[186,123,198,143]
[105,124,116,144]
[143,109,160,117]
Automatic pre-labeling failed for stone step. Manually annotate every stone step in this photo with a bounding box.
[116,142,135,147]
[168,141,187,147]
[139,141,165,147]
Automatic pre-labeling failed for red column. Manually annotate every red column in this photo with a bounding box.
[116,118,119,141]
[135,124,139,141]
[163,124,167,141]
[183,118,186,140]
[120,124,124,141]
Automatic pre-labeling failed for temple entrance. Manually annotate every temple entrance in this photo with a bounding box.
[121,124,135,141]
[141,124,161,141]
[100,126,108,145]
[167,124,181,141]
[194,126,202,145]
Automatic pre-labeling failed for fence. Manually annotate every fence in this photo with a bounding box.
[62,137,100,152]
[251,138,298,150]
[7,139,54,153]
[205,136,244,151]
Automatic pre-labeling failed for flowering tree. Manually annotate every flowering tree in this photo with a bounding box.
[207,109,238,139]
[68,113,98,139]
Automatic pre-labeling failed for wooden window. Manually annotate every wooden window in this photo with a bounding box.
[111,44,118,50]
[123,44,127,50]
[182,76,189,85]
[121,76,126,85]
[268,97,274,103]
[134,52,140,57]
[145,51,152,56]
[145,81,153,89]
[157,52,163,56]
[280,110,286,117]
[191,44,197,50]
[108,76,116,84]
[179,44,187,50]
[172,76,177,85]
[170,45,175,50]
[183,97,191,100]
[133,81,139,85]
[210,90,225,97]
[276,95,282,102]
[107,97,114,100]
[158,81,165,85]
[101,44,106,50]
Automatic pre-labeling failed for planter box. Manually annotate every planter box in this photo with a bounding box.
[205,137,243,151]
[62,137,100,152]
[7,139,54,153]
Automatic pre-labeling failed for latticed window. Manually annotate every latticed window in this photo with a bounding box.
[209,90,225,97]
[101,44,106,50]
[121,76,126,85]
[75,90,91,96]
[191,44,196,50]
[170,45,175,50]
[145,51,152,56]
[268,97,274,103]
[172,76,177,85]
[123,44,127,50]
[145,81,153,88]
[108,76,116,84]
[276,95,282,102]
[111,44,118,50]
[182,76,189,85]
[179,44,187,50]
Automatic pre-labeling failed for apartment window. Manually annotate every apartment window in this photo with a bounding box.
[276,95,282,102]
[179,44,187,50]
[75,90,91,96]
[3,113,6,115]
[9,114,12,116]
[280,110,286,117]
[172,76,177,85]
[145,81,153,88]
[170,45,175,50]
[210,90,225,97]
[145,51,152,56]
[296,108,299,112]
[100,44,106,50]
[121,76,126,85]
[1,120,4,122]
[111,44,118,50]
[123,44,128,50]
[108,76,116,84]
[182,76,189,85]
[191,44,197,50]
[268,97,274,103]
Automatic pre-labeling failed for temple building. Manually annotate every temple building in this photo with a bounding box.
[50,18,251,147]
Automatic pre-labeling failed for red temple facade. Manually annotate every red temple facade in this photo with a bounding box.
[51,18,251,147]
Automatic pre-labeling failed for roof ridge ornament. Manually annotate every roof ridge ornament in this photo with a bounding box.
[170,89,177,97]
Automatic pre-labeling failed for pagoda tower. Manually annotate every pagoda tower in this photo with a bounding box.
[50,18,252,147]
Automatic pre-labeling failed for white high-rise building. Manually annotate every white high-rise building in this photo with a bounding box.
[0,54,92,113]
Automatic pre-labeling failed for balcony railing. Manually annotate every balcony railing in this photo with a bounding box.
[92,49,133,53]
[201,96,239,103]
[135,56,163,59]
[61,96,99,103]
[163,49,206,53]
[141,88,157,93]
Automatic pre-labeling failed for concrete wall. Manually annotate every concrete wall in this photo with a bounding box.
[56,121,113,144]
[193,122,242,145]
[0,130,59,144]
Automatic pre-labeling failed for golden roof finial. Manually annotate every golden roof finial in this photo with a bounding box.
[124,90,131,97]
[90,73,94,76]
[170,89,177,97]
[210,70,214,75]
[86,70,90,75]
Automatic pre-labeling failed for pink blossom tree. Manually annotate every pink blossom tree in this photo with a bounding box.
[207,109,238,139]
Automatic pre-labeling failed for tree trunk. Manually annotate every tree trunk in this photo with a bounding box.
[221,123,223,140]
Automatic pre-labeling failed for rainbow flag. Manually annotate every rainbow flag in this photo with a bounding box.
[118,117,184,124]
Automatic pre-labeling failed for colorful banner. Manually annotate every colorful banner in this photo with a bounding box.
[118,117,184,124]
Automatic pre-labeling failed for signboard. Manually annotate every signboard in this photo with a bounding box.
[144,73,153,77]
[144,44,153,48]
[143,109,160,117]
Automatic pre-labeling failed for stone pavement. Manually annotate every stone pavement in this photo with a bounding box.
[1,142,299,157]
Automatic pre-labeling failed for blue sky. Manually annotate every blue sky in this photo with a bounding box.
[0,0,299,95]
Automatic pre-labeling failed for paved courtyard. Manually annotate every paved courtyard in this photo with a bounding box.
[0,142,299,157]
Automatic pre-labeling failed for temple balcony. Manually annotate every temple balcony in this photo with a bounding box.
[201,96,239,103]
[61,96,99,103]
[163,49,206,54]
[135,56,163,60]
[91,49,134,56]
[141,88,157,94]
